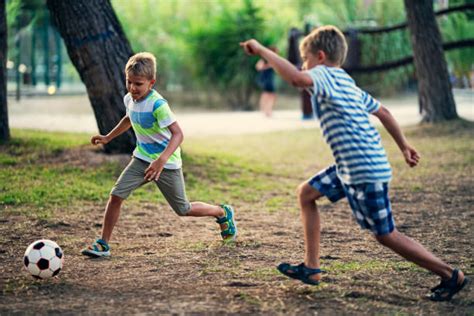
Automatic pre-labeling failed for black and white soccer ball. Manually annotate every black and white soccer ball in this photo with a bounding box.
[24,239,64,279]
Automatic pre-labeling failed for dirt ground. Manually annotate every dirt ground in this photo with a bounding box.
[0,149,473,315]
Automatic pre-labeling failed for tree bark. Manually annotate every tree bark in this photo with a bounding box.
[0,0,9,142]
[404,0,458,123]
[47,0,135,153]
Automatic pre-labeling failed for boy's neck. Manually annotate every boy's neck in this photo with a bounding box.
[322,61,340,68]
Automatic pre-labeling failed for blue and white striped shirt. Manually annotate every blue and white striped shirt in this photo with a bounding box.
[306,65,392,184]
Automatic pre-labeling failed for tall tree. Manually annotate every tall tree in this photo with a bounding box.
[47,0,135,153]
[404,0,458,123]
[0,0,9,142]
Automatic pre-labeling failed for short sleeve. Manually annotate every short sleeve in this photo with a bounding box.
[123,93,131,115]
[305,66,332,98]
[361,90,381,113]
[152,99,176,128]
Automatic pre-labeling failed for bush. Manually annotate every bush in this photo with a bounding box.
[189,0,267,110]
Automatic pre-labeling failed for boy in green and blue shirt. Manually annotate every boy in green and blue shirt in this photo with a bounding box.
[82,52,237,258]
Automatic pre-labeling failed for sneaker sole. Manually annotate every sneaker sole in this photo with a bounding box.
[81,249,111,258]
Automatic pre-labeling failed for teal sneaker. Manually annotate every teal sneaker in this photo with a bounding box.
[216,204,237,242]
[81,238,110,257]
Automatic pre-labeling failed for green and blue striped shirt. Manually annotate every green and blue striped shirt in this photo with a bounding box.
[124,89,182,169]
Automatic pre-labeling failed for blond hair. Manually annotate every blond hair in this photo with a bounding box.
[125,52,156,79]
[299,25,348,66]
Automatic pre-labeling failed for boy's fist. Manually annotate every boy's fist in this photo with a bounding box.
[240,39,264,55]
[402,145,420,167]
[91,135,109,145]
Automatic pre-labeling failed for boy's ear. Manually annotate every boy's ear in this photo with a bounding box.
[150,79,156,86]
[317,50,326,63]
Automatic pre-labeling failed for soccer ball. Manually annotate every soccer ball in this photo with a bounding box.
[24,239,64,279]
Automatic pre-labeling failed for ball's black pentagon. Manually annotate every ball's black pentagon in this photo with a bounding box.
[37,258,49,270]
[52,268,61,277]
[24,256,29,267]
[55,247,63,259]
[33,242,45,250]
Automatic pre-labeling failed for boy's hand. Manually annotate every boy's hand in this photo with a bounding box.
[91,135,110,145]
[240,39,264,56]
[402,144,420,167]
[144,158,165,181]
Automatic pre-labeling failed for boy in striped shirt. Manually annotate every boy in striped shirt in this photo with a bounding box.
[240,26,467,301]
[82,52,237,258]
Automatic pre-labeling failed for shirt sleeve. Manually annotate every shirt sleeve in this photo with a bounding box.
[360,90,381,113]
[152,99,176,128]
[304,66,331,98]
[123,94,131,116]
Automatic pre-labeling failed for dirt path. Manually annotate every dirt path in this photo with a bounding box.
[0,150,473,314]
[7,92,474,135]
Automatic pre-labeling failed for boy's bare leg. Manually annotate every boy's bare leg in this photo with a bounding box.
[298,183,324,282]
[260,92,276,117]
[375,230,465,283]
[259,94,267,115]
[101,194,124,243]
[265,93,276,117]
[186,202,225,218]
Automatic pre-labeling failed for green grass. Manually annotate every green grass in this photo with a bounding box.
[1,121,473,219]
[0,130,120,212]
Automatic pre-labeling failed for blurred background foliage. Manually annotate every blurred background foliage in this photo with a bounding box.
[6,0,474,109]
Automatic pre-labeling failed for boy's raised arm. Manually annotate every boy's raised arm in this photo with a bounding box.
[240,39,312,88]
[372,105,420,167]
[91,116,131,145]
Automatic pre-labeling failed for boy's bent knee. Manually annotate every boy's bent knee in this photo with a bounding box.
[297,182,323,203]
[172,202,191,216]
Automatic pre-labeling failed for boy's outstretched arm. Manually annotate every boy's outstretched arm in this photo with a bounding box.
[144,121,183,181]
[240,39,312,87]
[372,105,420,167]
[91,116,131,145]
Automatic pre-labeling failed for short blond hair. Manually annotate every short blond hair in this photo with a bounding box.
[125,52,156,80]
[300,25,348,66]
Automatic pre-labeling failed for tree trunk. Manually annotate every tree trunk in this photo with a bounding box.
[47,0,135,153]
[404,0,458,123]
[0,0,9,142]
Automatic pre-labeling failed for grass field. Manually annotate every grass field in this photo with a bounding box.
[1,120,473,314]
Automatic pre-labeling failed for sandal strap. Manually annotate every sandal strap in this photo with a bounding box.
[296,263,323,276]
[277,262,323,285]
[430,269,469,301]
[216,205,236,236]
[278,262,323,277]
[216,216,227,224]
[446,269,459,287]
[93,238,109,251]
[431,269,459,292]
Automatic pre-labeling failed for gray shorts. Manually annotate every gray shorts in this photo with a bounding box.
[110,157,191,216]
